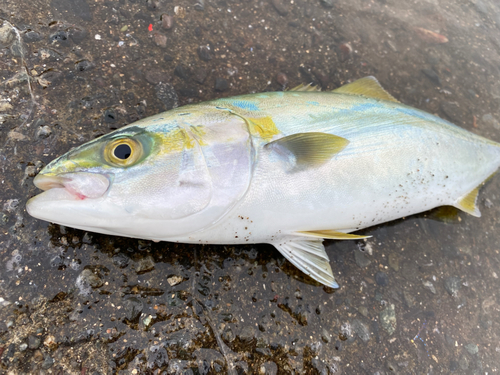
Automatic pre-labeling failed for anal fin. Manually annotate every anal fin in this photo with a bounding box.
[272,238,339,288]
[297,229,371,240]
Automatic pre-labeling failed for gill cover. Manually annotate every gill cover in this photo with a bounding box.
[105,110,254,236]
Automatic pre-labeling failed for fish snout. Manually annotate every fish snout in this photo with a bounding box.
[34,172,110,200]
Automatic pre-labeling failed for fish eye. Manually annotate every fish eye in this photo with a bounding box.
[114,144,132,160]
[104,138,143,167]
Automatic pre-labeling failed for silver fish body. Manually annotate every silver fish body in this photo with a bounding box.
[27,77,500,287]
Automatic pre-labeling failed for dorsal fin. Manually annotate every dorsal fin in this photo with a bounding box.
[265,132,349,168]
[332,76,399,103]
[289,83,322,92]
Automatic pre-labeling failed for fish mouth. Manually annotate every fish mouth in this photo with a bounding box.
[32,172,111,201]
[26,172,112,225]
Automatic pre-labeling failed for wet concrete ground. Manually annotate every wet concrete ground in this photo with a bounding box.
[1,0,500,373]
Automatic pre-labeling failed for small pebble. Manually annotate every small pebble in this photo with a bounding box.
[222,325,235,343]
[403,290,415,307]
[167,275,183,286]
[41,354,54,369]
[103,108,117,123]
[444,276,461,296]
[23,30,43,43]
[357,306,369,317]
[153,32,167,48]
[311,358,328,374]
[147,0,159,11]
[33,349,44,362]
[124,297,144,321]
[276,72,288,87]
[375,271,389,286]
[352,319,370,342]
[174,6,186,18]
[28,335,41,349]
[193,68,208,84]
[112,253,130,268]
[68,27,88,44]
[321,328,331,343]
[422,280,437,294]
[380,304,397,335]
[43,335,57,349]
[155,82,179,110]
[148,345,169,368]
[238,325,256,343]
[339,42,352,61]
[354,250,371,268]
[25,165,36,177]
[259,361,278,375]
[198,45,212,61]
[161,14,173,29]
[194,0,205,11]
[320,0,335,8]
[75,60,94,72]
[422,68,441,86]
[134,255,155,274]
[49,30,69,45]
[271,0,289,16]
[78,269,104,288]
[174,64,189,80]
[459,355,469,370]
[215,77,229,92]
[465,343,479,355]
[145,69,169,85]
[388,253,400,271]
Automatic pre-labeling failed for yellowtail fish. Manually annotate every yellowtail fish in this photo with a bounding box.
[26,77,500,288]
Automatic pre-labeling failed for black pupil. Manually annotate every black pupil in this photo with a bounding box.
[114,144,132,160]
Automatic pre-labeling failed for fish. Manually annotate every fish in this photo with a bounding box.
[26,77,500,288]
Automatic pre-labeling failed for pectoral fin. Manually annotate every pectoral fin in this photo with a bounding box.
[297,230,371,240]
[333,76,399,103]
[272,238,338,288]
[266,132,349,168]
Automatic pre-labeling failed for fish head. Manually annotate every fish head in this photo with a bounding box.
[27,108,254,239]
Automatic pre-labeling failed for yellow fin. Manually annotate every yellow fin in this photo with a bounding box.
[429,206,460,224]
[332,76,399,103]
[298,230,371,240]
[289,83,322,92]
[455,187,481,217]
[266,132,349,167]
[454,172,497,217]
